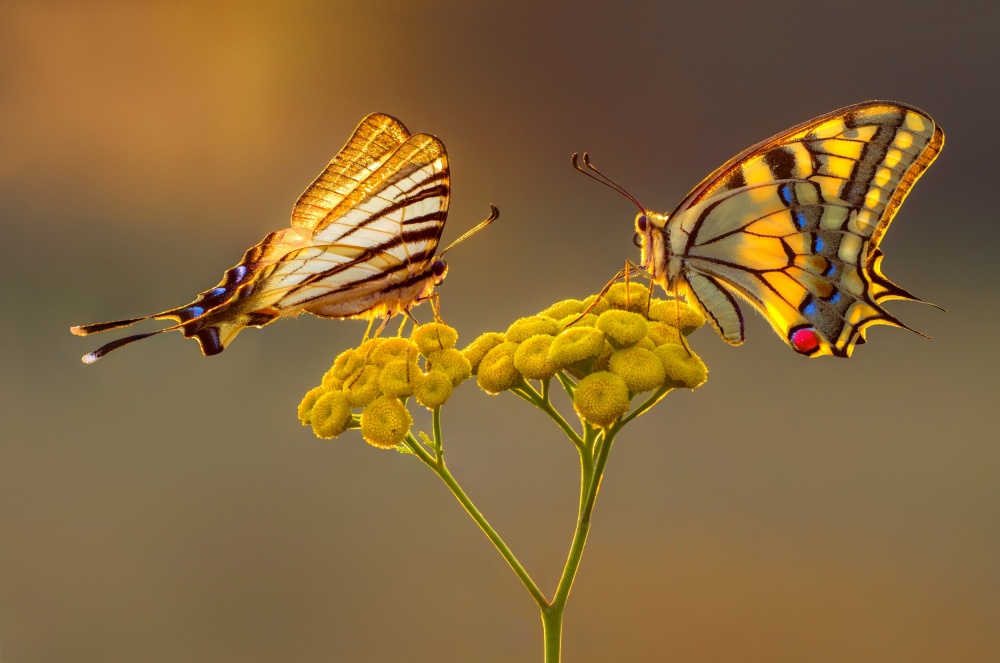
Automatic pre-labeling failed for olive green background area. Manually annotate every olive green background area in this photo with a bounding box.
[1,1,997,661]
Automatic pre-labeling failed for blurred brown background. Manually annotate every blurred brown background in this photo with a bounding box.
[1,1,997,661]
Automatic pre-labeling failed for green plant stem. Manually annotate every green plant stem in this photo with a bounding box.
[511,385,584,449]
[403,432,549,610]
[542,426,617,663]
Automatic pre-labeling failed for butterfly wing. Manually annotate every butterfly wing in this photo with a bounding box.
[73,115,450,362]
[666,101,943,357]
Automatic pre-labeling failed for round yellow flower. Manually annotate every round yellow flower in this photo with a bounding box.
[476,341,522,394]
[426,348,473,386]
[461,332,506,374]
[539,299,584,320]
[506,315,561,343]
[573,371,631,428]
[609,346,666,394]
[548,327,606,368]
[646,321,682,347]
[513,334,559,380]
[654,344,708,389]
[311,391,353,439]
[596,309,649,348]
[605,282,648,312]
[379,360,420,398]
[647,300,706,333]
[370,337,419,367]
[344,364,382,407]
[297,386,327,426]
[356,337,385,359]
[415,370,453,410]
[412,322,459,356]
[360,395,413,449]
[331,348,363,381]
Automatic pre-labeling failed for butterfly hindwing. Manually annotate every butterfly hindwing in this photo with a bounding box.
[666,101,942,357]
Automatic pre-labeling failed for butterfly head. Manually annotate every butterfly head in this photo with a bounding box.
[430,258,449,286]
[634,210,669,279]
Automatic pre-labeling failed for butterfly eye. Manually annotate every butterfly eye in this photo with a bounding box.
[432,259,447,277]
[632,232,643,248]
[637,214,648,232]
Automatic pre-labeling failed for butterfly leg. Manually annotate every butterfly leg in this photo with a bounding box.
[396,315,409,338]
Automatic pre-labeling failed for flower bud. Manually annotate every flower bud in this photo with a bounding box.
[412,323,459,356]
[573,371,630,428]
[548,327,606,368]
[605,282,648,312]
[311,391,353,439]
[344,364,382,407]
[596,309,649,348]
[654,344,708,389]
[415,370,454,410]
[647,300,706,333]
[297,386,327,425]
[461,332,506,374]
[371,337,419,367]
[379,360,420,398]
[580,294,611,316]
[609,346,666,394]
[646,321,682,347]
[513,334,559,380]
[505,315,561,343]
[360,395,413,449]
[426,348,473,386]
[331,348,363,381]
[476,342,522,394]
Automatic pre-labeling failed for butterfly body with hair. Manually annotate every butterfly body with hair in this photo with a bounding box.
[73,113,495,363]
[622,101,944,357]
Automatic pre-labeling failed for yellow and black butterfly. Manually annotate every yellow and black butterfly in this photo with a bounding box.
[72,113,497,363]
[575,101,943,357]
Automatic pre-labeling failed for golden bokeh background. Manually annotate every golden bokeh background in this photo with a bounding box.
[1,1,997,661]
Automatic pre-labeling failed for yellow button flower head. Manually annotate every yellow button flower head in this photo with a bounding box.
[412,322,459,356]
[477,341,522,395]
[371,337,419,367]
[331,348,364,381]
[426,348,473,386]
[344,364,382,407]
[356,337,385,360]
[506,316,561,343]
[548,327,605,368]
[654,344,708,389]
[461,332,506,374]
[573,371,631,428]
[311,391,353,439]
[360,395,413,449]
[321,367,344,391]
[648,300,706,333]
[298,386,327,426]
[605,282,648,312]
[513,334,559,380]
[596,309,649,348]
[379,359,420,398]
[415,370,453,410]
[609,346,666,394]
[539,299,584,320]
[646,321,682,347]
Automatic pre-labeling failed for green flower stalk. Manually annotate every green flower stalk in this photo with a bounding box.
[296,294,708,662]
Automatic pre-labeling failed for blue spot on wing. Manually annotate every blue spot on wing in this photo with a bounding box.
[829,292,841,304]
[206,287,227,298]
[803,301,818,316]
[778,183,794,206]
[814,236,825,252]
[792,210,807,229]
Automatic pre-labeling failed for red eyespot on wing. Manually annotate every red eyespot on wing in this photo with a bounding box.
[790,328,820,354]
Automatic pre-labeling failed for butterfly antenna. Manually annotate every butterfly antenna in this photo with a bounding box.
[441,204,500,256]
[571,152,646,213]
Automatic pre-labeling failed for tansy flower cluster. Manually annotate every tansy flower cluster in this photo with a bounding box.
[297,323,472,449]
[465,283,709,428]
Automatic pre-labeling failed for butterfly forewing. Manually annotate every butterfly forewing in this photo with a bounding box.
[664,101,943,357]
